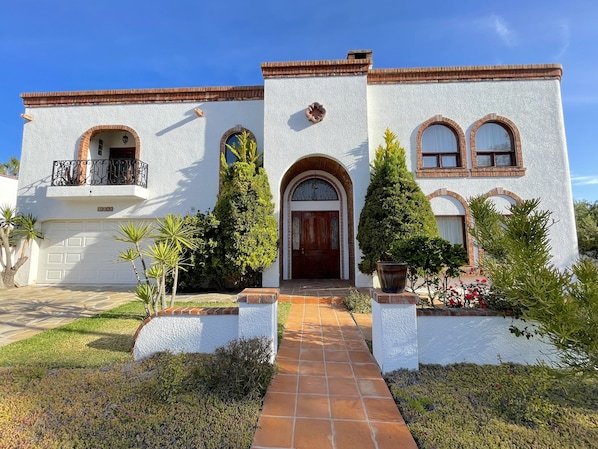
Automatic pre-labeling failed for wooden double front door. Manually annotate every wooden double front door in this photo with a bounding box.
[292,211,340,279]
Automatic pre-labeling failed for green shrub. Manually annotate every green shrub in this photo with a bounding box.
[357,128,438,274]
[343,288,372,314]
[386,363,598,449]
[470,196,598,374]
[155,351,186,403]
[205,337,276,400]
[209,132,278,289]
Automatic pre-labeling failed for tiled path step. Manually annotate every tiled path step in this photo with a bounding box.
[252,296,417,449]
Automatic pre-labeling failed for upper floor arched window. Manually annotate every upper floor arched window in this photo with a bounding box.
[422,125,460,168]
[470,115,525,177]
[220,126,260,167]
[416,116,468,178]
[475,122,514,167]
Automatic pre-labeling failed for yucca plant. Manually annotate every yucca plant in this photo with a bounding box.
[154,214,197,307]
[115,217,198,316]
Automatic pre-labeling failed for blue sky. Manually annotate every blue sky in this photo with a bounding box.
[1,0,596,200]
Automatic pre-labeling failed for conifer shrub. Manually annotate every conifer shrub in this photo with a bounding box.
[209,132,278,289]
[469,196,598,375]
[357,128,438,274]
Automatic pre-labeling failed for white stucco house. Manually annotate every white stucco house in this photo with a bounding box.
[0,174,18,210]
[15,50,578,287]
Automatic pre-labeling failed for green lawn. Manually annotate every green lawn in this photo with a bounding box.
[2,300,596,448]
[0,300,292,448]
[386,363,598,449]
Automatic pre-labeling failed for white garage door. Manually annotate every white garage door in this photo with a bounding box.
[37,220,139,285]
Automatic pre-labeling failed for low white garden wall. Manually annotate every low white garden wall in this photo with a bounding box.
[371,290,559,373]
[133,288,279,361]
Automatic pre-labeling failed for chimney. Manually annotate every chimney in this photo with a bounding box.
[347,49,373,61]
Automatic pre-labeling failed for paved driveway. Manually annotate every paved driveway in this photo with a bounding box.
[0,285,239,347]
[0,286,137,347]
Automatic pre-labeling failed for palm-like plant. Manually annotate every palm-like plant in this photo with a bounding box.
[115,216,197,316]
[0,156,20,176]
[154,214,197,307]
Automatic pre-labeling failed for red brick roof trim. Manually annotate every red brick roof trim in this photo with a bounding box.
[368,64,562,84]
[21,86,264,107]
[261,58,371,78]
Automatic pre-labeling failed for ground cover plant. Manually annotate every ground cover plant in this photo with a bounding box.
[386,363,598,449]
[0,300,291,448]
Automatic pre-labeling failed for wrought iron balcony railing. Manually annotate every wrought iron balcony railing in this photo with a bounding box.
[51,159,148,188]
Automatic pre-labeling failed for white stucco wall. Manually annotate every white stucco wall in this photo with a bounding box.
[368,79,578,269]
[417,316,558,366]
[18,100,264,221]
[262,74,372,286]
[133,314,239,360]
[0,175,18,209]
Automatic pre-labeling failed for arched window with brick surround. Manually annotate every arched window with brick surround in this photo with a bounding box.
[416,116,468,178]
[220,125,260,168]
[471,115,525,177]
[427,189,474,266]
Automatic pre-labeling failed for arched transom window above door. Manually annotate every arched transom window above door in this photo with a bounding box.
[292,178,339,201]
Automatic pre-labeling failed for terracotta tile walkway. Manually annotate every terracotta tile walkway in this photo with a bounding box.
[252,289,417,449]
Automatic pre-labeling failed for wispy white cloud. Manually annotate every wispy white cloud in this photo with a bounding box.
[571,175,598,186]
[552,20,571,59]
[476,14,517,47]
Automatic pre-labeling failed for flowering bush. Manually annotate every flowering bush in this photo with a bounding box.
[441,278,492,308]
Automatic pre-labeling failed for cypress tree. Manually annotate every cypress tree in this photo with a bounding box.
[210,132,278,288]
[357,128,438,274]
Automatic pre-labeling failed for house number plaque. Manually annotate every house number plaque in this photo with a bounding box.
[97,207,114,212]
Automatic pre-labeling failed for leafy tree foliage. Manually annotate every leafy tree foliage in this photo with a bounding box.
[575,200,598,259]
[469,196,598,375]
[357,128,438,274]
[0,156,19,176]
[391,235,467,303]
[209,132,278,288]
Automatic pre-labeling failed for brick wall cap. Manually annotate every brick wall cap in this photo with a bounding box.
[237,288,280,304]
[372,289,418,304]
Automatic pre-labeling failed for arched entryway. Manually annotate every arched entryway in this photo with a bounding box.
[280,156,355,282]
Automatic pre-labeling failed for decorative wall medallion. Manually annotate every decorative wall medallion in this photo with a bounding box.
[305,102,326,123]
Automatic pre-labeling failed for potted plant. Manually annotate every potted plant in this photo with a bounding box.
[356,129,439,293]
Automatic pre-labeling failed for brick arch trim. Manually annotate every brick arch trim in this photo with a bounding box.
[416,115,469,178]
[427,188,475,266]
[78,125,141,161]
[482,187,523,204]
[470,114,525,177]
[220,125,257,164]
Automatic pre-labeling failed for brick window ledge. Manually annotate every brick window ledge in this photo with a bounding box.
[471,167,526,177]
[416,168,470,178]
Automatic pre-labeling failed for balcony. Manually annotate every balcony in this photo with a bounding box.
[47,159,149,200]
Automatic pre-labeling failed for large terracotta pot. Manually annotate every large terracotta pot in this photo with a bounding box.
[376,261,408,293]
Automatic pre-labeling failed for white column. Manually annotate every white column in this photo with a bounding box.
[371,289,419,372]
[237,288,279,362]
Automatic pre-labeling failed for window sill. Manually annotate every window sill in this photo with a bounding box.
[416,168,470,178]
[471,167,526,177]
